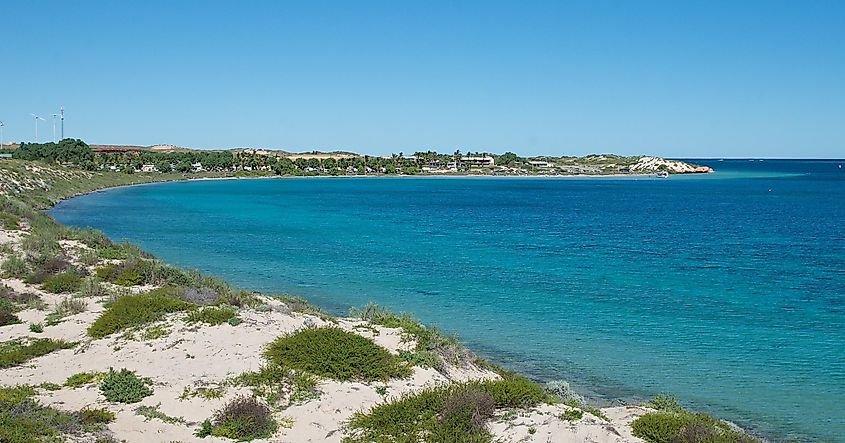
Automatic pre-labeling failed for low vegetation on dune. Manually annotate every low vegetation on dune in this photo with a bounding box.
[186,305,240,326]
[0,385,114,443]
[0,338,77,368]
[264,326,412,381]
[632,395,758,443]
[350,302,478,373]
[229,363,320,407]
[65,371,107,388]
[196,395,277,441]
[99,368,153,404]
[0,298,21,326]
[41,272,83,293]
[344,376,551,443]
[87,289,192,338]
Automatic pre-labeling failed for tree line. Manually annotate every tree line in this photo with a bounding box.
[9,139,531,175]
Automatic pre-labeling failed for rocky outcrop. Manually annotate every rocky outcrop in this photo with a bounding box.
[629,156,714,174]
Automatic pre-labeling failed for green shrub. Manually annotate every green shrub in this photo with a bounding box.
[229,363,320,407]
[39,382,62,391]
[0,212,21,229]
[0,299,20,326]
[24,269,50,285]
[345,379,548,443]
[399,349,439,368]
[67,227,112,250]
[0,388,90,443]
[135,404,186,424]
[79,249,99,266]
[561,408,583,421]
[182,385,224,400]
[482,373,551,407]
[264,327,411,381]
[0,338,76,368]
[95,265,119,281]
[78,277,107,298]
[277,294,335,320]
[65,371,106,388]
[114,269,143,286]
[631,409,758,443]
[186,306,239,326]
[20,230,62,260]
[631,412,699,443]
[99,368,153,403]
[39,255,70,274]
[351,302,476,371]
[545,379,584,404]
[0,385,36,403]
[140,324,171,340]
[29,323,43,333]
[0,285,42,311]
[79,407,116,425]
[196,396,276,441]
[45,297,87,325]
[645,393,684,413]
[439,387,495,437]
[42,272,82,293]
[88,288,192,338]
[1,256,29,278]
[97,246,128,260]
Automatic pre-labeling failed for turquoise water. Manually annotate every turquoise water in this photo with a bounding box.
[51,160,845,441]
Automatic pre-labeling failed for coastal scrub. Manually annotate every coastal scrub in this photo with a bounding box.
[196,395,277,441]
[632,395,757,443]
[344,378,549,443]
[264,326,411,381]
[0,338,76,368]
[99,368,153,403]
[88,288,191,338]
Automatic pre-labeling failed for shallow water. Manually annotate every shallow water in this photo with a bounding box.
[51,160,845,441]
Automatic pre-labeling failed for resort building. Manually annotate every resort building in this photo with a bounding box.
[528,160,553,168]
[461,156,495,167]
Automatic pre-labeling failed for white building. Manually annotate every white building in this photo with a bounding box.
[140,164,156,172]
[461,156,495,167]
[528,160,553,168]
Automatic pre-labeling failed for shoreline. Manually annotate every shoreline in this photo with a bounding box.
[46,170,707,209]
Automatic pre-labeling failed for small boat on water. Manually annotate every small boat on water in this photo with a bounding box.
[656,171,669,178]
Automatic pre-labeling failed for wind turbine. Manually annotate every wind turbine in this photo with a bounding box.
[60,107,64,139]
[52,114,58,143]
[31,114,45,143]
[0,121,5,149]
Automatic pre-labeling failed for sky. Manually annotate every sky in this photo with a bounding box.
[1,1,843,158]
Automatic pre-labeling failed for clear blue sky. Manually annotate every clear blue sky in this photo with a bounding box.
[1,1,843,158]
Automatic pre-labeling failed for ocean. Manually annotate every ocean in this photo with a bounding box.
[50,159,845,441]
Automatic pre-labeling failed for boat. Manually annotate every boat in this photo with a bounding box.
[656,171,669,178]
